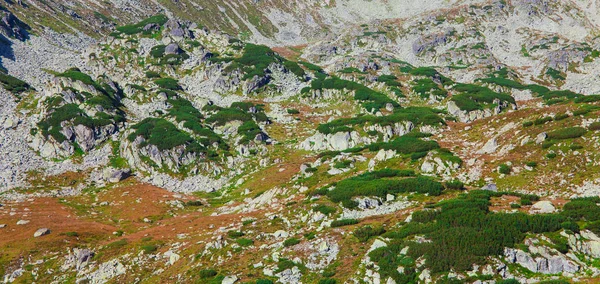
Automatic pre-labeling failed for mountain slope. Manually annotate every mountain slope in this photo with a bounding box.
[4,1,600,283]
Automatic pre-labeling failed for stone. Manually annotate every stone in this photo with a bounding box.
[482,183,497,191]
[477,137,498,154]
[273,230,289,238]
[0,224,6,228]
[536,132,547,144]
[164,43,182,55]
[222,275,238,284]
[16,219,29,225]
[34,228,50,237]
[109,168,131,183]
[76,249,94,270]
[529,201,556,214]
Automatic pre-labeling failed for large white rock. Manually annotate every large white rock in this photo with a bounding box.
[529,201,556,214]
[34,228,50,237]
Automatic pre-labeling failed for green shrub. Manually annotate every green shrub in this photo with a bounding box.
[0,72,30,94]
[327,175,443,207]
[562,199,600,221]
[333,160,352,169]
[525,161,537,167]
[185,200,204,206]
[106,239,128,249]
[227,231,245,238]
[522,121,533,127]
[331,219,359,227]
[586,221,600,236]
[154,78,181,90]
[141,244,158,254]
[510,203,521,209]
[412,78,447,99]
[316,107,444,134]
[146,71,161,78]
[450,83,515,112]
[304,232,316,240]
[313,204,337,215]
[128,118,199,151]
[497,280,520,284]
[554,113,569,121]
[199,269,218,278]
[547,127,587,140]
[546,152,557,159]
[236,238,254,247]
[256,280,274,284]
[150,45,166,58]
[561,221,580,233]
[283,238,300,247]
[498,164,511,174]
[353,224,385,242]
[520,198,533,206]
[367,136,440,154]
[318,279,337,284]
[377,190,565,274]
[444,180,464,190]
[589,122,600,131]
[534,116,552,125]
[287,108,300,114]
[115,15,168,35]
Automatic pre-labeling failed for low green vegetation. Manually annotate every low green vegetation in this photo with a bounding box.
[354,224,385,242]
[283,238,300,247]
[451,84,515,112]
[331,219,359,227]
[546,127,587,140]
[316,107,444,134]
[316,169,442,208]
[210,44,304,81]
[302,73,399,111]
[370,190,569,280]
[154,78,181,90]
[127,118,205,153]
[115,15,168,35]
[236,238,254,247]
[412,78,447,99]
[0,72,30,94]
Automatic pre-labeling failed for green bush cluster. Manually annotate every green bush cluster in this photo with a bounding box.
[204,102,268,126]
[354,224,385,242]
[236,238,254,247]
[313,204,337,215]
[326,173,444,207]
[115,15,168,35]
[366,136,440,154]
[498,164,511,175]
[283,238,300,247]
[199,269,218,278]
[478,75,582,104]
[154,78,181,90]
[562,197,600,221]
[451,83,515,111]
[303,73,398,111]
[0,72,30,94]
[371,190,567,276]
[210,44,304,81]
[546,127,587,140]
[316,107,444,134]
[412,78,447,99]
[331,219,359,227]
[377,75,401,87]
[128,117,203,153]
[38,102,122,143]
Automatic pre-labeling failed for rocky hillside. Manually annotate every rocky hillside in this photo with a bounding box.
[4,0,600,283]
